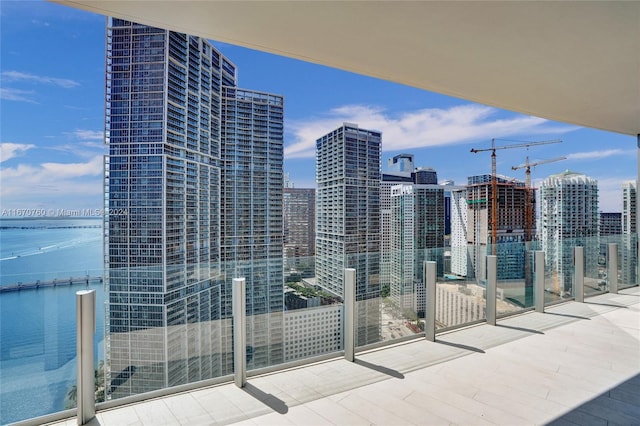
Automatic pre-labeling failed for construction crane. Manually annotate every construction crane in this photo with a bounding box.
[511,156,567,242]
[470,139,562,255]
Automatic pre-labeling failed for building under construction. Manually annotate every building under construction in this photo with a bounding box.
[466,174,533,280]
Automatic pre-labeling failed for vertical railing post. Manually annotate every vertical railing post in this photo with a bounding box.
[424,261,436,341]
[233,277,246,388]
[486,255,497,326]
[534,251,545,313]
[608,243,618,294]
[76,289,96,425]
[344,268,356,362]
[574,246,584,302]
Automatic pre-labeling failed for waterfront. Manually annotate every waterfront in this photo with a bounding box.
[0,218,105,424]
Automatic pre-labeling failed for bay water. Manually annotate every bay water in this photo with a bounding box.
[0,218,105,424]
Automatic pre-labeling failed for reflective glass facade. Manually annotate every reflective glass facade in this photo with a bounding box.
[221,88,285,369]
[315,123,381,345]
[105,18,283,397]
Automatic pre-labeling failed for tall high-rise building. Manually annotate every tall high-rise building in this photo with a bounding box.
[449,187,471,277]
[622,181,637,235]
[315,123,381,345]
[283,188,316,266]
[540,171,599,295]
[105,19,283,397]
[380,158,414,290]
[621,181,637,285]
[220,88,285,369]
[390,184,444,314]
[441,180,456,237]
[466,174,530,280]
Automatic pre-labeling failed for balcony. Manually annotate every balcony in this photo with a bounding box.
[41,288,639,425]
[2,237,639,425]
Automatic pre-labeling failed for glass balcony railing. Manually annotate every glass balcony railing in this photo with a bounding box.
[1,235,638,424]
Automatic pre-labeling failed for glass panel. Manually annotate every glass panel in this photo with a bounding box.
[1,216,105,424]
[432,246,486,329]
[4,221,639,425]
[497,241,535,316]
[0,270,105,424]
[619,233,638,289]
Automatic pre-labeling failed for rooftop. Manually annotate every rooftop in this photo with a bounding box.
[46,287,639,426]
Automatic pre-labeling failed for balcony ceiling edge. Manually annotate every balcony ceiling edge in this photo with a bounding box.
[51,0,640,137]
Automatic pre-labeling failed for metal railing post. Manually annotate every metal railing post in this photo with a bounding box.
[574,246,584,302]
[424,261,436,341]
[535,251,545,312]
[344,268,356,362]
[233,277,246,388]
[486,255,497,326]
[76,289,96,425]
[608,243,618,294]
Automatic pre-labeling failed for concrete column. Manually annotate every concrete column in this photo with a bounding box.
[486,255,497,326]
[76,290,96,425]
[608,243,618,294]
[344,268,356,362]
[424,261,436,341]
[535,251,545,313]
[574,246,584,303]
[233,277,246,387]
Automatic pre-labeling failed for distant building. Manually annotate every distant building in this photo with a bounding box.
[621,181,637,285]
[315,123,381,345]
[540,171,599,295]
[600,212,622,236]
[450,187,471,277]
[283,305,343,362]
[466,174,529,280]
[387,153,414,173]
[441,180,456,237]
[283,188,316,266]
[380,157,414,290]
[412,167,438,184]
[390,184,444,315]
[599,212,622,266]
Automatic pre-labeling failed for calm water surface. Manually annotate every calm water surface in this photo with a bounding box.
[0,218,105,424]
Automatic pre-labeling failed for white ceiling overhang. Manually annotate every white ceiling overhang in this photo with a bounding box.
[52,1,640,136]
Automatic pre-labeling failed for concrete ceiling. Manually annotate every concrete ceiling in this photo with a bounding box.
[53,1,640,137]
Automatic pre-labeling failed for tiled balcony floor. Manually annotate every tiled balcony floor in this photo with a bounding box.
[50,288,639,425]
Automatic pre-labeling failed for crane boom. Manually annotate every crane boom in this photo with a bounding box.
[512,156,567,172]
[470,138,562,256]
[511,155,566,241]
[470,139,562,154]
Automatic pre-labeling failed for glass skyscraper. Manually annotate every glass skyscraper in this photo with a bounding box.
[105,19,283,398]
[315,123,381,345]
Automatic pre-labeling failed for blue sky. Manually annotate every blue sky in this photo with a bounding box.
[1,0,637,214]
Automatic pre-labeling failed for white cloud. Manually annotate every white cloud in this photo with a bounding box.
[1,70,80,88]
[69,129,104,140]
[0,87,38,103]
[1,156,104,200]
[0,143,36,163]
[594,176,635,212]
[566,149,633,161]
[285,104,578,159]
